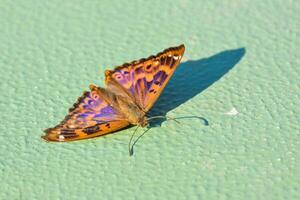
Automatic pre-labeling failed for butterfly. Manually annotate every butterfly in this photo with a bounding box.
[42,44,185,142]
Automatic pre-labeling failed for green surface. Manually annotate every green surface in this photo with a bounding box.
[0,0,299,199]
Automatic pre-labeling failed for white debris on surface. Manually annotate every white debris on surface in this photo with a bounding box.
[225,107,239,116]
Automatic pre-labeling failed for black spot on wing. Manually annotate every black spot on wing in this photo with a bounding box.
[170,58,176,68]
[160,57,166,65]
[149,89,157,94]
[166,56,172,65]
[59,129,78,138]
[135,66,144,74]
[62,134,79,139]
[83,125,101,135]
[60,129,75,135]
[154,81,161,85]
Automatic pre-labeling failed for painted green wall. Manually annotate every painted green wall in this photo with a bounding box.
[0,0,299,199]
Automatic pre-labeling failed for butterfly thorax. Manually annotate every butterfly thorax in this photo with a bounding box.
[95,86,148,127]
[116,96,148,127]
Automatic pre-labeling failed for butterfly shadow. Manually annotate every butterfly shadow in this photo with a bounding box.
[148,47,246,126]
[129,48,246,155]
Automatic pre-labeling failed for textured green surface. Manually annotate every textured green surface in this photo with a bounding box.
[0,0,299,199]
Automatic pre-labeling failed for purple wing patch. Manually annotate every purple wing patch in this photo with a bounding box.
[63,90,121,128]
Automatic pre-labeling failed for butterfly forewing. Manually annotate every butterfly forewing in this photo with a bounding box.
[42,87,130,142]
[105,44,185,112]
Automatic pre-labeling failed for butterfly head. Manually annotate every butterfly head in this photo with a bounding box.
[138,117,149,127]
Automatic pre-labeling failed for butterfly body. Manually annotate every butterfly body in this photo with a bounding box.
[90,84,148,127]
[43,44,185,142]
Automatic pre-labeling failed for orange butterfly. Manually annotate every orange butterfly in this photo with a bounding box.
[42,44,185,142]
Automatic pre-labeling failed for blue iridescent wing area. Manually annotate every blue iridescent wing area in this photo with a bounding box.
[42,86,130,142]
[105,44,185,112]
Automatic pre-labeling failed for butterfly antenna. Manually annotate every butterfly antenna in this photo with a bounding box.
[128,116,179,156]
[129,125,140,156]
[147,116,180,124]
[129,128,151,156]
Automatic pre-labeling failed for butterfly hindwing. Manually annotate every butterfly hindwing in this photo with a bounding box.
[42,86,130,142]
[105,44,185,111]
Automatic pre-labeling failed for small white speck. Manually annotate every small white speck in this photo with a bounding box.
[58,135,65,140]
[173,55,179,60]
[225,107,239,116]
[168,54,172,57]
